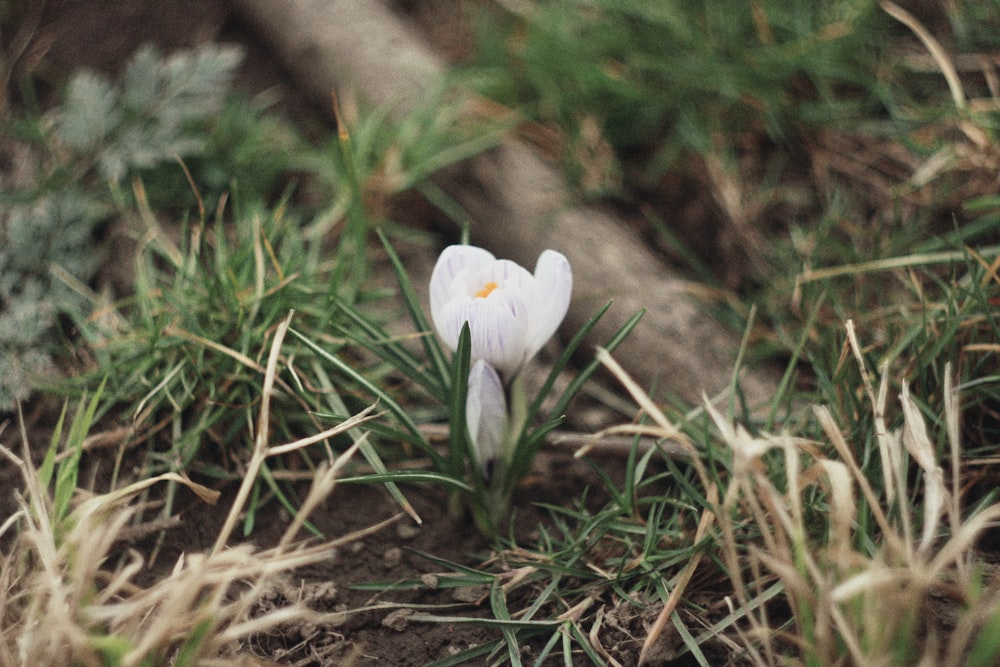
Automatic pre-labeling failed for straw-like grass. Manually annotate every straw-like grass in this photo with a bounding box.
[598,320,1000,666]
[0,312,391,667]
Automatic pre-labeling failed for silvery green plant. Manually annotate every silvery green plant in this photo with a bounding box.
[0,43,242,411]
[299,231,640,534]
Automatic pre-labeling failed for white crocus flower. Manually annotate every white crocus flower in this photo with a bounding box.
[429,245,572,379]
[429,244,572,477]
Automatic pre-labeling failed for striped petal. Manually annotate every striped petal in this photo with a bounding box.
[429,244,572,379]
[524,250,572,361]
[438,287,529,377]
[466,359,508,477]
[430,245,495,336]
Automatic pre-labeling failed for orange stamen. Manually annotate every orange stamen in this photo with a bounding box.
[475,281,499,298]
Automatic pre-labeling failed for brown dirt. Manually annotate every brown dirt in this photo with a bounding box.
[150,456,623,665]
[3,399,654,665]
[146,478,497,665]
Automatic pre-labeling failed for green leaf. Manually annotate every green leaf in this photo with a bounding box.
[37,400,68,489]
[407,613,560,629]
[330,109,368,300]
[448,323,473,479]
[376,227,451,386]
[54,379,106,522]
[309,361,425,523]
[965,602,1000,667]
[331,295,444,397]
[522,301,613,432]
[290,327,436,459]
[509,307,643,485]
[339,470,473,491]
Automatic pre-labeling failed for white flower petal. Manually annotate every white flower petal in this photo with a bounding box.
[430,245,495,332]
[428,244,572,378]
[439,289,529,377]
[472,259,535,298]
[524,249,572,360]
[466,359,508,477]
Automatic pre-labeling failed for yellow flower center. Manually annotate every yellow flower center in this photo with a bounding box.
[475,281,499,298]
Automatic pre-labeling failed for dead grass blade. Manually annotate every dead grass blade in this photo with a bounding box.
[0,310,389,666]
[716,323,1000,665]
[212,310,379,555]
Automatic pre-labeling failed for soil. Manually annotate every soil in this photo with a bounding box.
[144,476,497,665]
[4,400,656,665]
[139,452,634,666]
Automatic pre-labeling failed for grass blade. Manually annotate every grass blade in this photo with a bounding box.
[523,301,613,428]
[510,309,644,484]
[377,227,452,386]
[448,323,473,480]
[331,294,444,397]
[311,361,424,523]
[290,327,440,465]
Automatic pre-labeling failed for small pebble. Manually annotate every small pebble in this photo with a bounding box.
[396,523,421,540]
[452,585,487,603]
[382,608,413,631]
[383,546,403,568]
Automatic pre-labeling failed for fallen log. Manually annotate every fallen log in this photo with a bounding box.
[230,0,780,406]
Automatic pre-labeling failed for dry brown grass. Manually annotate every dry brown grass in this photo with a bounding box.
[599,319,1000,666]
[715,324,1000,666]
[0,312,391,667]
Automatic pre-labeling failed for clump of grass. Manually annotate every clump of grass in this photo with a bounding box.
[0,315,390,666]
[383,246,998,665]
[711,324,1000,666]
[344,348,721,666]
[576,308,1000,666]
[60,179,378,540]
[468,0,886,194]
[55,64,508,537]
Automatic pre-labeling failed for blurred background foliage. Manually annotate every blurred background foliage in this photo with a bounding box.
[468,0,889,191]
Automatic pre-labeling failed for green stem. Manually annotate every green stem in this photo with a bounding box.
[503,373,529,475]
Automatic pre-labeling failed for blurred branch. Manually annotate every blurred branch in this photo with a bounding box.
[229,0,781,406]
